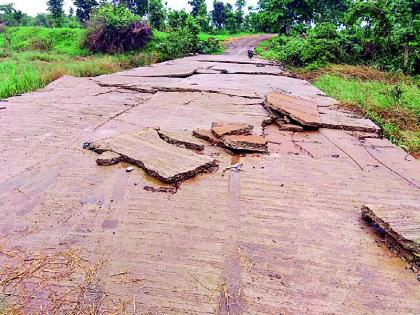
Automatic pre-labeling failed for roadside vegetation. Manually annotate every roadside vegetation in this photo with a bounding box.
[255,0,419,155]
[0,0,419,156]
[0,0,254,100]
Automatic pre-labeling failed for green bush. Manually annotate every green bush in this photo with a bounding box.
[85,4,152,54]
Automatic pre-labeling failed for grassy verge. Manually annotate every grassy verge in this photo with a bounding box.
[257,39,420,156]
[0,27,236,99]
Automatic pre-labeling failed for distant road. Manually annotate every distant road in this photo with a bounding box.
[224,33,277,55]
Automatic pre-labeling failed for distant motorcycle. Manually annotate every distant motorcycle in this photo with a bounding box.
[247,48,255,59]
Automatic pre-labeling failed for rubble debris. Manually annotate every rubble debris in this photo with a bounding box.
[157,129,205,151]
[144,185,178,194]
[276,123,304,132]
[222,135,268,153]
[211,122,254,138]
[193,129,223,146]
[88,128,218,184]
[126,167,134,172]
[265,92,321,127]
[362,204,420,270]
[96,151,122,166]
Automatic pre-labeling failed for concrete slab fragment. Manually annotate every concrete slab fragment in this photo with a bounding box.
[157,129,205,151]
[362,204,420,269]
[193,129,223,146]
[276,122,304,132]
[90,128,217,184]
[96,151,122,166]
[222,135,268,153]
[320,107,379,133]
[211,122,254,138]
[266,92,321,127]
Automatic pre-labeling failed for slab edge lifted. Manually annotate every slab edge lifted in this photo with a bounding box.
[265,92,321,127]
[90,128,218,184]
[362,204,420,269]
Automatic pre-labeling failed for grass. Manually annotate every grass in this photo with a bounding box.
[0,27,164,99]
[312,69,420,154]
[0,27,259,99]
[256,38,420,155]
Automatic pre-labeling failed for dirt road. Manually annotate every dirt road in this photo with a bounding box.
[224,34,276,55]
[0,36,419,314]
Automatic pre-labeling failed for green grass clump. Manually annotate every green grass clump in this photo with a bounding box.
[314,74,420,154]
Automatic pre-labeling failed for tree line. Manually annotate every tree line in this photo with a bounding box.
[1,0,418,73]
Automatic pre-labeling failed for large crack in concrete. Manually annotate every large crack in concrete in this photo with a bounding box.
[94,81,262,100]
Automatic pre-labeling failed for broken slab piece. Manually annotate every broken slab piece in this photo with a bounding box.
[157,129,205,151]
[211,122,254,138]
[96,151,122,166]
[222,135,268,153]
[266,92,321,127]
[89,128,217,184]
[193,129,223,146]
[276,123,304,132]
[362,204,420,269]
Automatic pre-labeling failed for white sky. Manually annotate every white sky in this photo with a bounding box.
[0,0,258,16]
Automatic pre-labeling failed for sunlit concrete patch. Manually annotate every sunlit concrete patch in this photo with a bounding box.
[211,122,254,138]
[222,135,268,153]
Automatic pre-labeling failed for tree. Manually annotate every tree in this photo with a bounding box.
[47,0,65,26]
[235,0,246,30]
[188,0,207,17]
[0,3,24,26]
[120,0,149,16]
[73,0,98,23]
[212,1,226,29]
[148,0,165,30]
[225,3,238,32]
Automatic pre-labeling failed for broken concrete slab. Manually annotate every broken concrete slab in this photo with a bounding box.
[319,107,379,133]
[276,122,304,132]
[265,92,321,127]
[157,129,205,151]
[211,122,254,138]
[89,128,217,184]
[362,204,420,270]
[192,129,223,146]
[222,135,268,153]
[210,63,286,76]
[96,151,122,166]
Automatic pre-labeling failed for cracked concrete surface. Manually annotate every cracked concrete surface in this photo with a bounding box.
[1,35,420,314]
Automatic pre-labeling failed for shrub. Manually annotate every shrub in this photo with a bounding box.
[85,4,152,54]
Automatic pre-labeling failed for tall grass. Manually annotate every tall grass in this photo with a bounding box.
[314,74,420,153]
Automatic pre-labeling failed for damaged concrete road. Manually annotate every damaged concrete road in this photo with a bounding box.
[266,92,321,127]
[362,204,420,271]
[222,135,268,153]
[157,129,205,151]
[211,122,254,138]
[1,35,420,314]
[88,128,217,184]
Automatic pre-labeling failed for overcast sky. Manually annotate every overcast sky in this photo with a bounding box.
[0,0,258,16]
